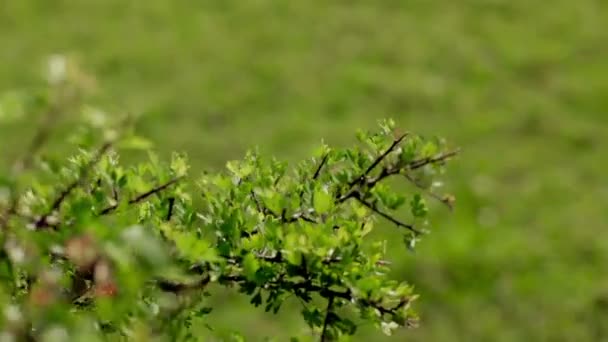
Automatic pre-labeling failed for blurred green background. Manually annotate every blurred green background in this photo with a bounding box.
[1,1,607,340]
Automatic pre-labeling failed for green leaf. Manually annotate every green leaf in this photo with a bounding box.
[195,307,213,317]
[171,152,189,176]
[421,140,438,158]
[285,250,302,266]
[381,321,399,336]
[243,253,260,281]
[313,187,333,214]
[261,190,283,215]
[0,115,455,340]
[302,307,324,328]
[250,291,263,307]
[410,194,428,218]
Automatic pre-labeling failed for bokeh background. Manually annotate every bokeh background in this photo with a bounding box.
[1,1,607,340]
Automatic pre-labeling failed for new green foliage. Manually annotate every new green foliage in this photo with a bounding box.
[0,65,457,341]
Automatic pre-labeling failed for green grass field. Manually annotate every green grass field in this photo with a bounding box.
[1,1,607,340]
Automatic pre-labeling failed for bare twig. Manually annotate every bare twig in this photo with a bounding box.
[298,153,329,201]
[165,197,176,221]
[155,274,211,294]
[349,133,408,187]
[99,176,184,216]
[407,149,459,171]
[313,154,330,180]
[337,148,459,205]
[320,296,335,342]
[130,176,184,204]
[352,194,421,235]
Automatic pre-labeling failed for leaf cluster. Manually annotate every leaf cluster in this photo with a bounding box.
[0,57,458,341]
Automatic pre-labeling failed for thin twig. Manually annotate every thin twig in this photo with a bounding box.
[407,149,459,171]
[165,197,176,221]
[130,176,184,204]
[298,153,329,200]
[349,133,408,187]
[337,148,458,205]
[155,274,211,294]
[320,296,335,342]
[313,154,330,180]
[353,195,421,235]
[99,176,184,216]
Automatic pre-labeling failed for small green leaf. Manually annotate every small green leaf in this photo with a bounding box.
[171,152,189,176]
[410,194,428,218]
[313,187,333,214]
[285,250,302,266]
[261,190,283,215]
[243,253,260,280]
[250,291,263,307]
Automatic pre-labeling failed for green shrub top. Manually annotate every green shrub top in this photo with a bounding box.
[0,58,457,341]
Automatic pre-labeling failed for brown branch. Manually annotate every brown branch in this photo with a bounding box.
[407,149,459,171]
[349,133,408,187]
[365,166,400,190]
[214,271,408,323]
[313,154,330,180]
[130,176,184,204]
[155,274,211,294]
[287,211,317,224]
[99,176,184,216]
[337,149,458,206]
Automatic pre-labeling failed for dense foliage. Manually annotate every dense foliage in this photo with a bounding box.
[3,3,607,340]
[0,60,457,341]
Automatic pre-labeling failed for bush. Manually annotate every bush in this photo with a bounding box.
[0,58,458,341]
